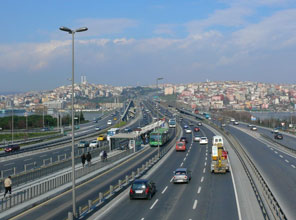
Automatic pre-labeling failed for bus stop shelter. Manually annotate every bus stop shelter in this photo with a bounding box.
[110,120,165,152]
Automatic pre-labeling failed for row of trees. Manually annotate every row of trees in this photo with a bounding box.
[0,112,86,130]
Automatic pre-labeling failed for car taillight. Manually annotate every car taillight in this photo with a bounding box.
[184,176,187,179]
[130,188,134,194]
[145,188,149,194]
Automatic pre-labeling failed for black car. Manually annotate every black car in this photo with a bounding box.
[5,144,20,153]
[129,179,156,200]
[274,133,283,140]
[180,136,188,143]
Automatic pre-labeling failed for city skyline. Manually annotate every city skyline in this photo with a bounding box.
[0,0,296,92]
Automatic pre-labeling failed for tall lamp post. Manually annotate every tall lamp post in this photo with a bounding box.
[156,77,163,158]
[59,26,88,217]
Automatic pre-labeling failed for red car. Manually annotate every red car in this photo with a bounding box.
[194,127,200,132]
[5,144,20,153]
[176,141,186,151]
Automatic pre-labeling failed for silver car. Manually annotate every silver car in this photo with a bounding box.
[173,168,192,184]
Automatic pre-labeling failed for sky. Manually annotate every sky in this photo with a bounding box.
[0,0,296,93]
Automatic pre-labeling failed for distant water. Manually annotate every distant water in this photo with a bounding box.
[251,112,296,120]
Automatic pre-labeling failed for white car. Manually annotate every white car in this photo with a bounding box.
[250,126,257,131]
[89,140,98,148]
[199,137,208,145]
[194,136,201,142]
[107,120,112,125]
[185,128,192,134]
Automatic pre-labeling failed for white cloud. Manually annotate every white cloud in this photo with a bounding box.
[186,7,253,33]
[232,9,296,50]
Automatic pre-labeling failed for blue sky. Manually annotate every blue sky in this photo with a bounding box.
[0,0,296,92]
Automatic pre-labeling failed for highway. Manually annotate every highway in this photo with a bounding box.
[10,127,176,220]
[0,114,115,174]
[91,119,238,220]
[0,109,147,176]
[226,124,296,219]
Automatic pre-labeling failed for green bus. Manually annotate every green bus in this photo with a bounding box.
[149,128,170,146]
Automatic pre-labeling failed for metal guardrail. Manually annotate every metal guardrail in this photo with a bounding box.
[0,148,134,213]
[69,121,181,220]
[0,111,141,189]
[260,134,296,155]
[0,144,109,193]
[182,112,287,220]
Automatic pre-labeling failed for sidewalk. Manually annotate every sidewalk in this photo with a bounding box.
[0,145,148,219]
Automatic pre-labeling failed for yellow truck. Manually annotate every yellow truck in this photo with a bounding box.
[211,136,229,173]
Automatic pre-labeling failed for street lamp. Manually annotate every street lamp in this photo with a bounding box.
[156,77,163,158]
[59,26,88,217]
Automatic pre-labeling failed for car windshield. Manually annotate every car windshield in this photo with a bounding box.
[175,171,186,175]
[201,137,207,140]
[91,141,96,143]
[132,183,146,190]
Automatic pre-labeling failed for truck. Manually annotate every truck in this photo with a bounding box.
[211,136,229,173]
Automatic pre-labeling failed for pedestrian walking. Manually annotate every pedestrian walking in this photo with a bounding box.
[81,153,86,167]
[4,176,12,198]
[103,150,108,161]
[86,152,92,166]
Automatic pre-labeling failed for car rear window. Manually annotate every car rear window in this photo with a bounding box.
[175,171,186,175]
[177,142,184,146]
[132,183,146,190]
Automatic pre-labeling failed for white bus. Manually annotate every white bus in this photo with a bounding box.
[107,128,120,141]
[169,119,176,128]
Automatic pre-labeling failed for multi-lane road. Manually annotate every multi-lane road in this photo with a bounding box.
[226,123,296,219]
[2,100,296,220]
[90,119,239,220]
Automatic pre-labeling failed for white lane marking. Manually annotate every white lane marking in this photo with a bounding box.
[285,159,289,163]
[203,168,205,173]
[3,162,14,166]
[186,153,189,157]
[170,177,174,182]
[206,153,208,156]
[193,200,198,210]
[197,186,202,194]
[188,149,191,153]
[275,151,278,154]
[279,155,283,158]
[40,154,47,158]
[141,218,144,220]
[162,186,168,194]
[150,199,159,209]
[291,165,296,168]
[205,157,207,161]
[184,157,186,162]
[201,176,204,183]
[24,158,32,162]
[180,162,184,167]
[204,162,207,166]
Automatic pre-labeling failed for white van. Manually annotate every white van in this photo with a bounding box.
[107,120,112,125]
